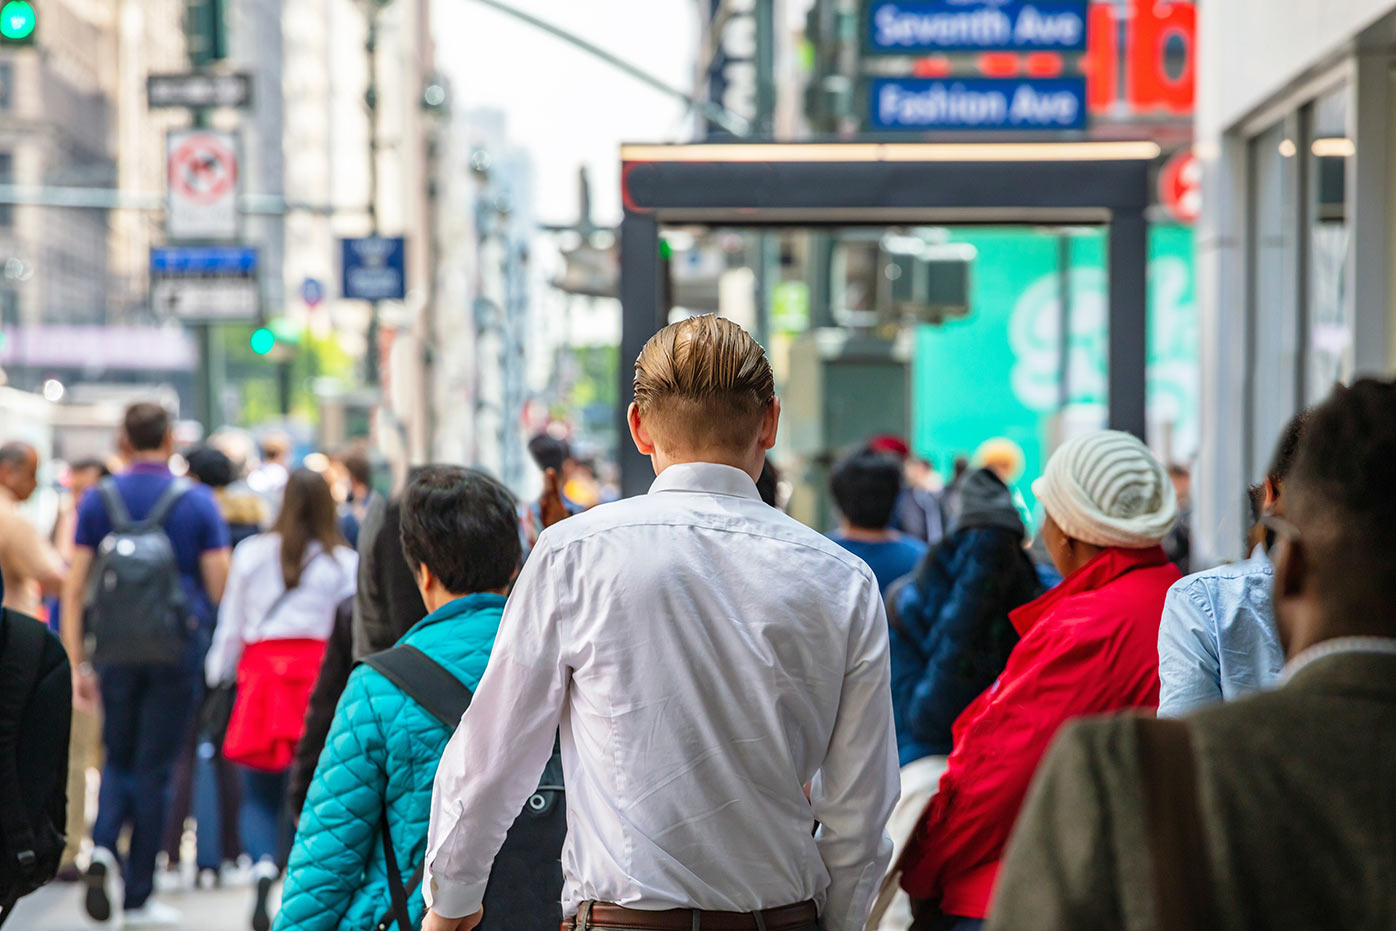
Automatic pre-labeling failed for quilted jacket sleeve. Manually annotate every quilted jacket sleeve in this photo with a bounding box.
[905,531,1028,749]
[275,666,388,931]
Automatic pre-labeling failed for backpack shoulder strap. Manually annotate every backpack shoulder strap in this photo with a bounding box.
[137,477,191,532]
[361,645,473,729]
[0,611,50,887]
[1135,716,1215,931]
[361,644,471,931]
[96,477,132,534]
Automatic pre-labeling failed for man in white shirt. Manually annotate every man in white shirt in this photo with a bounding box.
[423,315,899,931]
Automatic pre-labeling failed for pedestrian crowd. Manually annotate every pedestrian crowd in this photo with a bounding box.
[2,313,1394,931]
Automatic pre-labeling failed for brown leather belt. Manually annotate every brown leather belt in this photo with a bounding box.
[562,900,819,931]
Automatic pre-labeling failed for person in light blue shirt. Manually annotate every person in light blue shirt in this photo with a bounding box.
[1157,409,1310,717]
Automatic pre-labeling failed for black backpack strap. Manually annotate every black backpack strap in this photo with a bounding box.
[96,477,132,534]
[136,477,191,533]
[362,645,474,729]
[361,645,474,931]
[0,611,48,889]
[1136,716,1214,931]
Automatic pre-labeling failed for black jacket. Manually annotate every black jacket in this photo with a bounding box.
[889,469,1042,763]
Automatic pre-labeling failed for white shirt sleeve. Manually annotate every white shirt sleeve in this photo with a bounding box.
[205,539,255,686]
[809,578,899,931]
[423,539,571,919]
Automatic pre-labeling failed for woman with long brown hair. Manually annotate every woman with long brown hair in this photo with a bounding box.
[205,468,357,931]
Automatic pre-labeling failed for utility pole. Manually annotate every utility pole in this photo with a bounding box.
[362,0,386,388]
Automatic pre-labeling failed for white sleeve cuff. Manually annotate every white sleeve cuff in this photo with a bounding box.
[423,875,488,921]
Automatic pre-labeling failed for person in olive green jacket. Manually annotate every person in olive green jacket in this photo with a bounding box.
[989,378,1396,931]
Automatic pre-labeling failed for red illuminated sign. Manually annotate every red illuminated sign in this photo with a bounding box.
[1159,149,1201,221]
[1082,0,1194,115]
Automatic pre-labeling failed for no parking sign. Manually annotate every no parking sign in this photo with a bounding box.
[166,129,239,240]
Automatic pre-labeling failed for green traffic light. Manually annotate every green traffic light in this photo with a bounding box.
[250,327,276,355]
[0,2,35,42]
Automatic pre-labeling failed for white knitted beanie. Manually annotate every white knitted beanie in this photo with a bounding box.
[1032,430,1178,548]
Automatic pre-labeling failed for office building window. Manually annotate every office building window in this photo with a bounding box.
[1305,86,1353,402]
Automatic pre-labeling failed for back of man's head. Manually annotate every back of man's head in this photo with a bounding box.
[399,465,521,596]
[831,449,903,531]
[633,315,774,455]
[1286,378,1396,629]
[123,403,171,453]
[340,448,373,490]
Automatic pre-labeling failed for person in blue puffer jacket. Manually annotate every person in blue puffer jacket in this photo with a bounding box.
[274,466,522,931]
[889,467,1044,765]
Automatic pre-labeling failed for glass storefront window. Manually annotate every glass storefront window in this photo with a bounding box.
[1305,87,1353,402]
[1247,119,1302,480]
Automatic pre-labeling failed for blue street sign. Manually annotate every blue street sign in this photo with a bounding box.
[864,0,1089,54]
[150,244,258,275]
[300,277,326,307]
[868,76,1087,130]
[340,236,406,302]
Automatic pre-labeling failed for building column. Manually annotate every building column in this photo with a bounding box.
[1349,51,1396,378]
[1193,132,1250,566]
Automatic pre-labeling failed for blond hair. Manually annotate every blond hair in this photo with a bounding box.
[633,315,774,452]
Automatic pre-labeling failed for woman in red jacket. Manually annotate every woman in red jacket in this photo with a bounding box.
[899,430,1180,930]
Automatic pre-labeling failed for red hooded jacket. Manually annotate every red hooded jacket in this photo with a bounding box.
[899,545,1181,918]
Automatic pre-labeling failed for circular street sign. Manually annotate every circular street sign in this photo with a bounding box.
[300,277,326,308]
[168,133,238,205]
[1159,150,1201,223]
[0,2,35,41]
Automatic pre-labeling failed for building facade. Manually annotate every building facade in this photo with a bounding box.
[1194,0,1396,563]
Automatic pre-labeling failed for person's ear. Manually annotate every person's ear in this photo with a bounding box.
[758,399,780,452]
[414,562,434,598]
[628,403,656,457]
[1263,477,1281,512]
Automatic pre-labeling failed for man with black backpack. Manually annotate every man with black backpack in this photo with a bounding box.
[60,403,231,928]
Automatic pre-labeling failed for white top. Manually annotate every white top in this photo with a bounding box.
[424,462,898,931]
[205,533,358,685]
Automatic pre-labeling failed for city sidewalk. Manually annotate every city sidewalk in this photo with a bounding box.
[9,880,272,931]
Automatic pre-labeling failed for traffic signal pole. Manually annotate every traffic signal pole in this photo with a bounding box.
[363,4,382,389]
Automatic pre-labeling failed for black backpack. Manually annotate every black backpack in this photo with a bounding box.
[362,645,565,931]
[84,477,192,667]
[0,609,71,928]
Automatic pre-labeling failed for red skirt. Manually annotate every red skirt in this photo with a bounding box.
[222,637,327,772]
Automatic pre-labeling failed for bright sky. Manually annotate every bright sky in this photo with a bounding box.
[432,0,701,227]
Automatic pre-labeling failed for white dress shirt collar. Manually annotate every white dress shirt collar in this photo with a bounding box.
[648,461,761,501]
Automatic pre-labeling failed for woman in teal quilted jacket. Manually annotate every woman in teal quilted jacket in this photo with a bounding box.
[274,466,522,931]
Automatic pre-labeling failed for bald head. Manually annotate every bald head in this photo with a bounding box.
[0,442,39,501]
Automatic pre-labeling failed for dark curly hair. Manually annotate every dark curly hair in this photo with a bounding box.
[1287,378,1396,620]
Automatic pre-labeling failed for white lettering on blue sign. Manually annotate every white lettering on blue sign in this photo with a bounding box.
[873,5,1011,49]
[871,78,1085,129]
[878,82,1009,127]
[1012,5,1083,46]
[1007,83,1079,125]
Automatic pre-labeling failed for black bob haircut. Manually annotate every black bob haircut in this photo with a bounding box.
[399,465,521,596]
[528,434,571,475]
[830,448,904,530]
